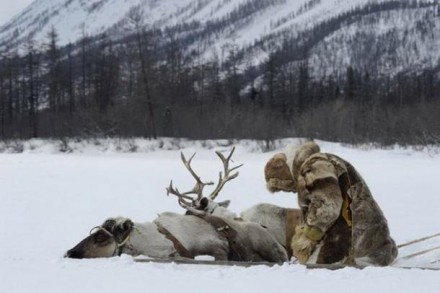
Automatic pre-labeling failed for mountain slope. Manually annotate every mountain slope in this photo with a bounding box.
[0,0,377,52]
[308,4,440,77]
[0,0,439,78]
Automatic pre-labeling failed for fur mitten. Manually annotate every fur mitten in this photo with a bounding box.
[264,153,296,193]
[291,225,322,263]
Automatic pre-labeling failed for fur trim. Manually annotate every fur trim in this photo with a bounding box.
[266,178,296,193]
[292,142,320,177]
[279,142,320,192]
[264,142,320,193]
[283,144,298,175]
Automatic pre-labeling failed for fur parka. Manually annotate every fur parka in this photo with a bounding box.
[265,142,397,266]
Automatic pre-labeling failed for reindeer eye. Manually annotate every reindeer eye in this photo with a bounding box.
[95,231,110,243]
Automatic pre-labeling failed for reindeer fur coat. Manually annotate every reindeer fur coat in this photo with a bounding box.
[265,142,397,266]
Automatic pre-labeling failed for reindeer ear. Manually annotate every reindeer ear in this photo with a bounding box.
[113,218,133,242]
[217,200,231,208]
[121,219,134,231]
[113,218,133,233]
[102,218,117,230]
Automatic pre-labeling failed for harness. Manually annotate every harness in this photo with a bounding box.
[90,225,132,256]
[155,222,194,258]
[184,211,245,261]
[199,214,244,261]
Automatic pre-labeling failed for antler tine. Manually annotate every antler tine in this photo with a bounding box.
[166,180,196,203]
[180,152,200,184]
[166,152,216,215]
[167,181,206,216]
[180,152,214,201]
[209,147,243,200]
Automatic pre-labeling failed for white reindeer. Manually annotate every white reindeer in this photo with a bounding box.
[65,148,288,262]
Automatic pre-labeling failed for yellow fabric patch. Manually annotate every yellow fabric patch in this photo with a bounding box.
[342,194,352,227]
[304,226,324,241]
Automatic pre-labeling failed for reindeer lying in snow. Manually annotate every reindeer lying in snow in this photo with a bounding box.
[240,203,303,259]
[65,148,288,262]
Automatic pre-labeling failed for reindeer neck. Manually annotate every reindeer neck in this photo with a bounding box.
[120,222,177,258]
[211,207,237,218]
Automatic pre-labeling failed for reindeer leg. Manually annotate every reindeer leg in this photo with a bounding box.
[212,248,229,261]
[246,223,289,262]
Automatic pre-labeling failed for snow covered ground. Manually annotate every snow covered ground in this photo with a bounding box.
[1,139,440,292]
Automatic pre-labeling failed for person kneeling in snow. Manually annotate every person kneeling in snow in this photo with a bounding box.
[264,141,397,266]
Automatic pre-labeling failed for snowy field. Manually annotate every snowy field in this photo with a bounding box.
[1,139,440,293]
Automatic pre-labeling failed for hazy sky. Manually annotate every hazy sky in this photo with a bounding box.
[0,0,34,26]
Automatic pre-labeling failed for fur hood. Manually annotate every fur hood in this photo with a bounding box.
[265,141,320,193]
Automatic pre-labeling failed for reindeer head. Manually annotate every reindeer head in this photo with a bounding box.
[167,148,242,216]
[65,217,133,259]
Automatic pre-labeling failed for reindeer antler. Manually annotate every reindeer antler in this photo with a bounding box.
[167,180,207,216]
[209,147,243,200]
[166,147,242,215]
[166,152,214,215]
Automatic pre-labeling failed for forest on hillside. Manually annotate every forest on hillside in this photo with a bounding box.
[0,1,439,145]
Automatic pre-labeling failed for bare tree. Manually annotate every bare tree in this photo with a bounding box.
[46,26,60,113]
[127,8,157,139]
[79,24,89,109]
[66,43,75,115]
[25,39,39,137]
[0,60,5,137]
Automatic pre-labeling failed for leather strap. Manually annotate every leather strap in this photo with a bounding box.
[156,223,193,258]
[199,214,244,261]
